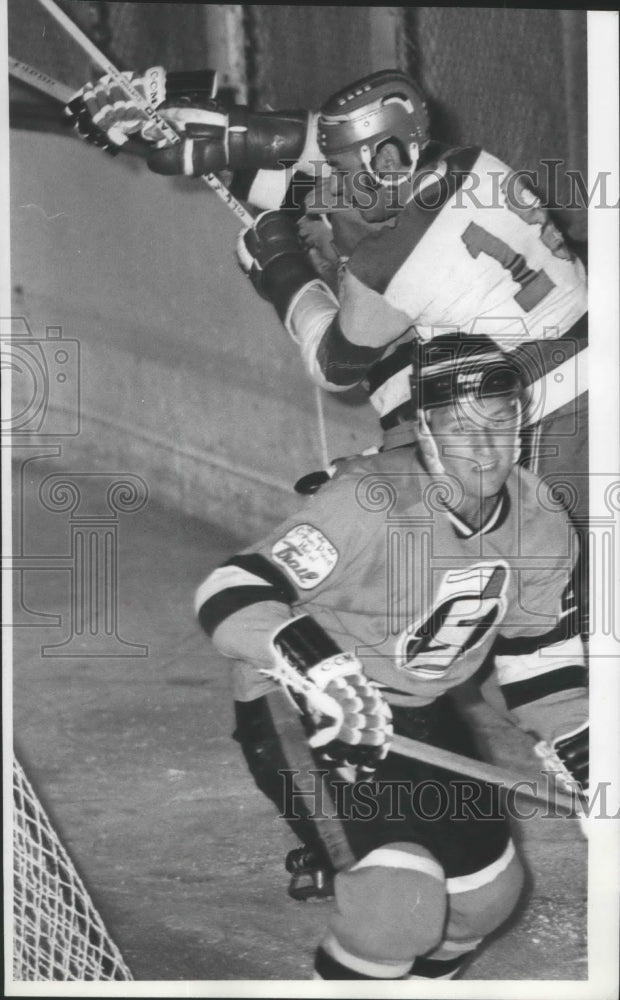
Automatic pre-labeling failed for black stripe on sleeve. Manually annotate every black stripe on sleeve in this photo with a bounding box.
[500,665,587,710]
[197,553,299,637]
[224,554,299,602]
[316,316,386,386]
[198,584,286,638]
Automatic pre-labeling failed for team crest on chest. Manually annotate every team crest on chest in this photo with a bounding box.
[396,561,509,678]
[271,524,339,589]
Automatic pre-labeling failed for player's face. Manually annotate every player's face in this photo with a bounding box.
[428,394,520,502]
[327,146,407,223]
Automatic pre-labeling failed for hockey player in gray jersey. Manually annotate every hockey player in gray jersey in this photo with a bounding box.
[194,332,588,981]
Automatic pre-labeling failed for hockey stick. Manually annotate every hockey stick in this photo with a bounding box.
[8,55,74,104]
[391,733,582,815]
[8,52,149,158]
[35,0,254,226]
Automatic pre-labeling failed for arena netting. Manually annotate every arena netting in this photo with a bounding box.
[10,3,586,238]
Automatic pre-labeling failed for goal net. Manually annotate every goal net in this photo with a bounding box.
[12,755,133,981]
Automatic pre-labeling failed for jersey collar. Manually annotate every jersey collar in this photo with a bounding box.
[444,487,510,539]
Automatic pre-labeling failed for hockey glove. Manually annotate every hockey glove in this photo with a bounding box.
[236,211,321,323]
[65,67,219,152]
[264,615,393,775]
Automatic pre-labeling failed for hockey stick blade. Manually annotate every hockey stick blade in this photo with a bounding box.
[8,55,74,104]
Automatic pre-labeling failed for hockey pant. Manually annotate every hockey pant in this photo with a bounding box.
[233,691,524,980]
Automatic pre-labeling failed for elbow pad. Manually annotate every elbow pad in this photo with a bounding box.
[227,108,311,170]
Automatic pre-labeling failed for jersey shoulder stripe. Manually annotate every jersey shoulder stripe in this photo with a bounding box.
[348,145,482,295]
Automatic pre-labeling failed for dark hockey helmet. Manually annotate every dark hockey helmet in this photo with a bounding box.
[409,333,524,472]
[410,333,523,415]
[318,70,430,172]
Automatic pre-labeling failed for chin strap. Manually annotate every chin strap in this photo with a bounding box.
[359,143,420,192]
[416,409,446,475]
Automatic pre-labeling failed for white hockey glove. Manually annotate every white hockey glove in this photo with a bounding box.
[264,615,393,776]
[534,723,589,835]
[65,67,219,151]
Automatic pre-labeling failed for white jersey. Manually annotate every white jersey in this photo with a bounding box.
[281,146,587,428]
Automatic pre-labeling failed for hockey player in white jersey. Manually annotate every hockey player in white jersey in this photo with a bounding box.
[66,68,588,525]
[194,332,588,981]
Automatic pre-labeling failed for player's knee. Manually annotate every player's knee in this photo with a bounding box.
[329,843,447,963]
[445,839,524,940]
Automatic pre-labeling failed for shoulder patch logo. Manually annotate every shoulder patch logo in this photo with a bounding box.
[271,524,339,590]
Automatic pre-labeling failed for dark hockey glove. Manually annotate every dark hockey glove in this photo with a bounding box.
[236,211,321,322]
[534,723,589,836]
[65,67,219,152]
[264,615,393,775]
[534,722,589,796]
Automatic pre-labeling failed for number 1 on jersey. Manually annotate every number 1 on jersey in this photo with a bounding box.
[461,221,555,313]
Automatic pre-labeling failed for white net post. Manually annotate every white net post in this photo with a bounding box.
[12,755,133,981]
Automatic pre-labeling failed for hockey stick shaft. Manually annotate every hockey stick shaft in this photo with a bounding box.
[391,733,580,812]
[35,0,254,226]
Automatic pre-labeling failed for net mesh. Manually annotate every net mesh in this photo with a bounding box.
[12,756,133,982]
